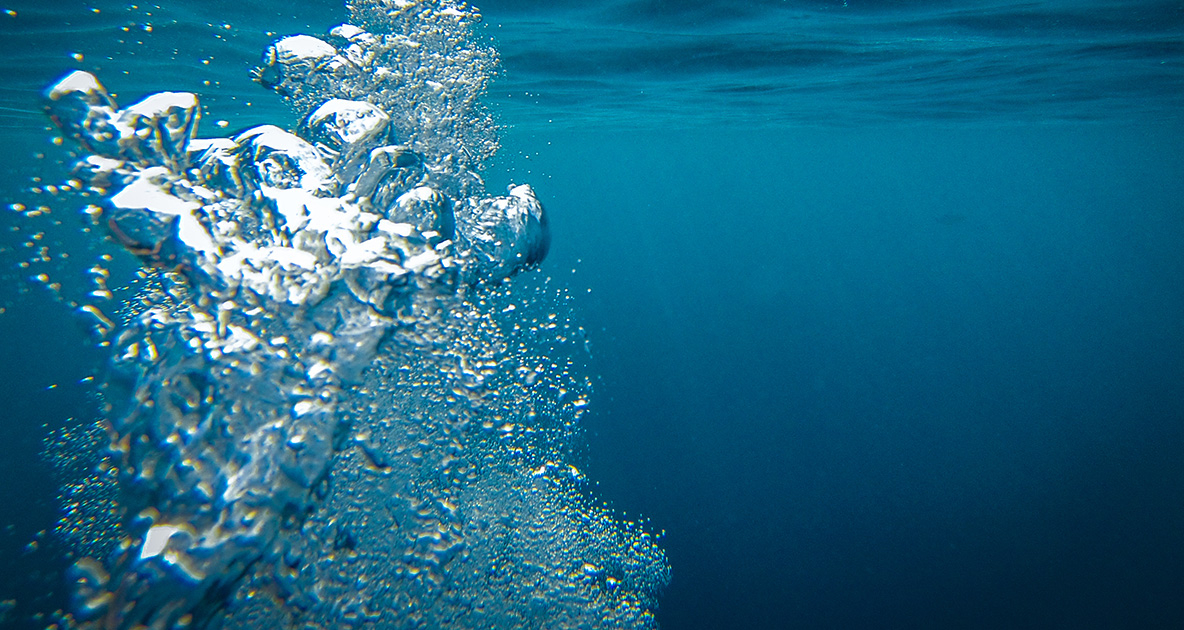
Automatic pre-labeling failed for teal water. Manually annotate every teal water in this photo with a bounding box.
[524,123,1184,628]
[2,1,1184,629]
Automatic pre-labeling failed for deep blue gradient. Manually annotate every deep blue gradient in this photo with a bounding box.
[495,123,1184,628]
[3,1,1184,628]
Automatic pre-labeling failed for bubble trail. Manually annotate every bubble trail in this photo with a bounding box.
[41,1,668,629]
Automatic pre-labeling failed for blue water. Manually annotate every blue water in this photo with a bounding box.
[2,0,1184,628]
[525,124,1184,628]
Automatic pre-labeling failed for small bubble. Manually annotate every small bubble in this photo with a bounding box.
[72,52,84,62]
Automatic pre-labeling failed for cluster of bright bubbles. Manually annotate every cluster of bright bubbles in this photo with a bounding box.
[23,2,668,629]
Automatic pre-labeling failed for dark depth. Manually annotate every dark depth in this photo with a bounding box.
[504,123,1184,629]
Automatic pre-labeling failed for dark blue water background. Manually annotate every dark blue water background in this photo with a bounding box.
[2,1,1183,628]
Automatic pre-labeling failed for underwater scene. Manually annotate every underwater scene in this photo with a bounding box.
[1,1,1182,629]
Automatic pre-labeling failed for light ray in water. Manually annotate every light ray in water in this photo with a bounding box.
[39,1,668,628]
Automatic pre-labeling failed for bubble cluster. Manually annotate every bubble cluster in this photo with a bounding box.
[260,0,501,171]
[40,1,668,629]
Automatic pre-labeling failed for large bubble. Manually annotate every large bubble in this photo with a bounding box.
[40,1,668,629]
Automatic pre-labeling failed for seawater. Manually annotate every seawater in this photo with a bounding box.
[2,1,1184,630]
